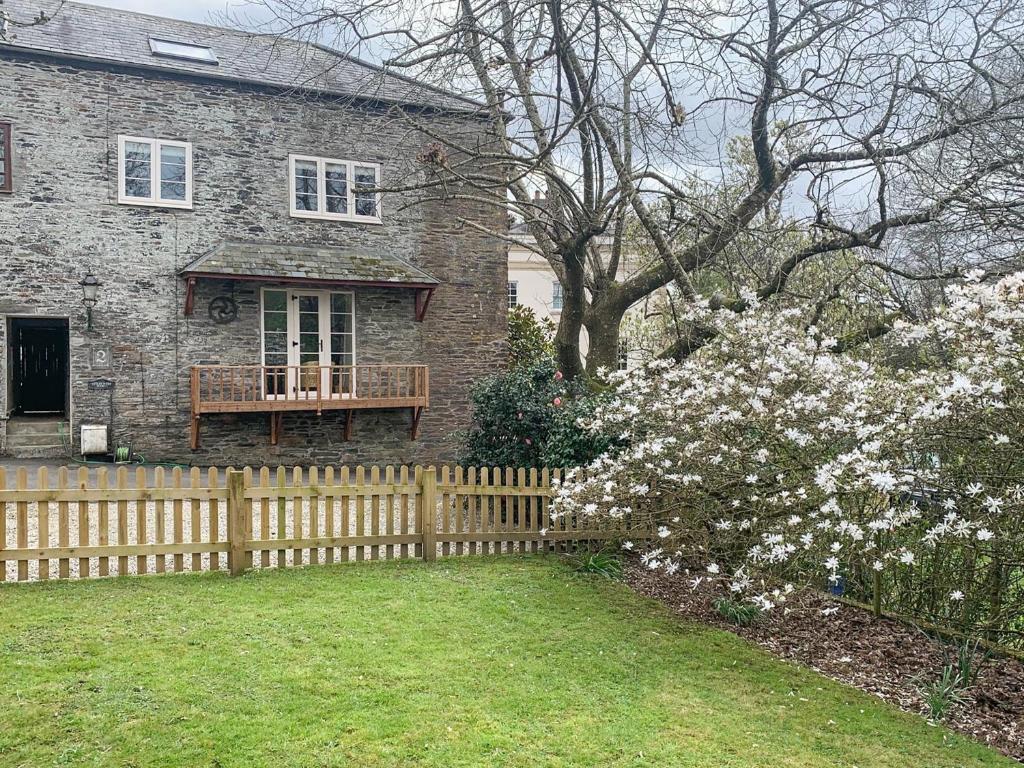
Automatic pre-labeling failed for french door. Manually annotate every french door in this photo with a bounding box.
[261,288,355,399]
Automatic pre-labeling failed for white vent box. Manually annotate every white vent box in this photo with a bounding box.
[80,424,109,455]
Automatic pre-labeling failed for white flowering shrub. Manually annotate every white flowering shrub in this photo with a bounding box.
[554,274,1024,644]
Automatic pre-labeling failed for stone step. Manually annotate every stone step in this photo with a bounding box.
[6,431,69,448]
[6,418,69,436]
[4,419,71,459]
[3,444,70,459]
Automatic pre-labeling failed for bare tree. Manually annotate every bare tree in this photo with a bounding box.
[248,0,1024,377]
[0,0,63,40]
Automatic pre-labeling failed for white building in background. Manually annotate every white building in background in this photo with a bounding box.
[507,219,660,369]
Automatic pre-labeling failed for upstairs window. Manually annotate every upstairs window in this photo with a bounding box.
[0,122,10,193]
[289,155,381,222]
[117,136,192,209]
[508,281,518,308]
[551,280,563,310]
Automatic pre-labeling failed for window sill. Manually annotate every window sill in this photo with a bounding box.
[289,210,383,225]
[118,197,193,211]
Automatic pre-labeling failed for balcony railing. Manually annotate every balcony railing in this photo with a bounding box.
[189,364,429,449]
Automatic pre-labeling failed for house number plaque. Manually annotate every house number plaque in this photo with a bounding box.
[89,344,111,370]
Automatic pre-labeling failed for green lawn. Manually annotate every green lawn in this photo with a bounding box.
[0,558,1011,767]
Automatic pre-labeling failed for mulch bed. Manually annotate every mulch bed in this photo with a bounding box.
[626,563,1024,762]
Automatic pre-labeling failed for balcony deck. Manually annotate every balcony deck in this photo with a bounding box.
[189,364,429,449]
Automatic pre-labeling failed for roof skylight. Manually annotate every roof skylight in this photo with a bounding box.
[149,38,218,65]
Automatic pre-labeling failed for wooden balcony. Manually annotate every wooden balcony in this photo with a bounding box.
[189,364,429,449]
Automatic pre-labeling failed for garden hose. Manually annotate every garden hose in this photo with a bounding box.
[57,422,188,468]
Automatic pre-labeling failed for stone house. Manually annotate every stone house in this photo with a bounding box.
[0,0,507,465]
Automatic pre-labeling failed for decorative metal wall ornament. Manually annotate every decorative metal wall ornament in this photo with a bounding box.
[208,296,239,324]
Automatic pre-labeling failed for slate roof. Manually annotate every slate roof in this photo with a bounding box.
[0,0,481,112]
[180,241,440,287]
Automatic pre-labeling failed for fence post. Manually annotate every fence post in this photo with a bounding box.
[227,469,247,576]
[422,466,437,562]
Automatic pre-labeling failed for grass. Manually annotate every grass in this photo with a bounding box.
[0,558,1012,768]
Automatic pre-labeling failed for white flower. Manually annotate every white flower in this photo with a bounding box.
[657,526,671,539]
[707,563,720,574]
[899,551,915,565]
[949,590,965,602]
[868,472,898,493]
[976,528,994,542]
[965,482,984,497]
[621,540,634,551]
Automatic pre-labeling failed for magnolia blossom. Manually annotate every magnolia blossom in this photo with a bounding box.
[551,273,1023,620]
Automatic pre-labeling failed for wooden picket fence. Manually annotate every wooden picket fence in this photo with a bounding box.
[0,465,623,583]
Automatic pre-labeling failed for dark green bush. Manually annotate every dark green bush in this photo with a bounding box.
[459,359,613,469]
[508,305,555,369]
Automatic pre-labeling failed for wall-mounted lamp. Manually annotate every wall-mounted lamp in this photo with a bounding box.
[80,271,102,331]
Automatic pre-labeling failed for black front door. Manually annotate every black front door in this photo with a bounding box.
[10,318,69,416]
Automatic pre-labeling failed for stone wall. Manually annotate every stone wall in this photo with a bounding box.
[0,51,507,465]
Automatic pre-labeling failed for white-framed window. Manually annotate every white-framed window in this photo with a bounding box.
[288,154,382,223]
[551,280,563,310]
[618,338,630,370]
[117,135,192,209]
[507,281,518,308]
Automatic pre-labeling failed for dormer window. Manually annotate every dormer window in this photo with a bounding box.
[117,136,193,209]
[288,155,381,223]
[149,38,218,65]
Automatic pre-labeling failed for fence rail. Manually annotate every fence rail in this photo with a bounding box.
[0,465,623,583]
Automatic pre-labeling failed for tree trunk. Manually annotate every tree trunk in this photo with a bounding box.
[584,303,627,375]
[554,245,587,380]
